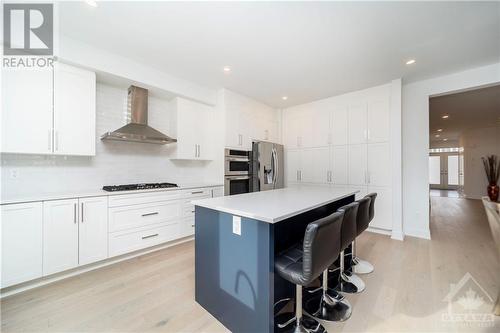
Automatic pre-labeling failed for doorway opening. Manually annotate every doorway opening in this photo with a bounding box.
[428,84,500,221]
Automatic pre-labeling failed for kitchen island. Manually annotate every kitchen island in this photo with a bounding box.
[193,185,358,333]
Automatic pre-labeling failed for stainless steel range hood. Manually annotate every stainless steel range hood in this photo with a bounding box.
[101,86,177,144]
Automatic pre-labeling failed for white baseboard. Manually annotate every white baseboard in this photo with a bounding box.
[404,227,431,240]
[366,227,392,236]
[0,236,194,298]
[391,230,405,241]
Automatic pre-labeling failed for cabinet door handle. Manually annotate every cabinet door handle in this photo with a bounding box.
[142,212,159,217]
[142,233,159,240]
[296,170,299,181]
[73,203,77,224]
[299,170,302,181]
[81,202,84,223]
[191,224,195,227]
[191,191,203,194]
[198,145,201,157]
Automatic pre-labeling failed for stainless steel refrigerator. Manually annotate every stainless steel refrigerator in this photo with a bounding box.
[251,141,284,191]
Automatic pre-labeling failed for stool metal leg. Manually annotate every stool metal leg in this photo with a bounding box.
[337,250,365,294]
[304,269,352,322]
[275,285,326,333]
[351,240,374,274]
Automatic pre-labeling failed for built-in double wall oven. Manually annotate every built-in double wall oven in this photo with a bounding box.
[224,149,252,196]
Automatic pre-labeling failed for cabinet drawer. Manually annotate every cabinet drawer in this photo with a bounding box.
[184,194,211,216]
[184,188,212,198]
[109,201,182,232]
[179,216,195,238]
[108,191,184,207]
[108,223,180,257]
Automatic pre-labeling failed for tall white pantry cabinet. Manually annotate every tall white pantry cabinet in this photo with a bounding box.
[283,82,401,234]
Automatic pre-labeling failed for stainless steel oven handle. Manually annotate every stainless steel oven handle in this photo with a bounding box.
[225,176,250,180]
[226,157,250,162]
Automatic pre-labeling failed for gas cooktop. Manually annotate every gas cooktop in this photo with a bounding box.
[102,182,178,192]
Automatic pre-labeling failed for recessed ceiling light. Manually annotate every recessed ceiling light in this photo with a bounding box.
[437,129,443,132]
[443,138,448,141]
[282,96,288,101]
[442,114,449,119]
[223,66,231,73]
[85,0,98,7]
[406,59,416,65]
[435,134,440,138]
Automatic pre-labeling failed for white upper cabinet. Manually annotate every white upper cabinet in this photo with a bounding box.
[348,103,367,144]
[330,145,348,185]
[1,69,53,154]
[171,97,214,160]
[43,199,79,276]
[309,107,331,147]
[348,144,368,186]
[54,63,96,156]
[331,106,348,146]
[78,196,108,266]
[367,99,390,143]
[224,90,280,149]
[284,110,303,149]
[1,63,96,156]
[53,63,96,156]
[1,202,43,288]
[301,148,330,184]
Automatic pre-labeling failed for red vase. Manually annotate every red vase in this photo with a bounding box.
[487,184,499,202]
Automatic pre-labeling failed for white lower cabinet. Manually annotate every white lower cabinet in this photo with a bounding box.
[368,187,392,230]
[1,187,216,288]
[43,199,79,275]
[78,197,108,266]
[109,222,180,257]
[1,202,43,288]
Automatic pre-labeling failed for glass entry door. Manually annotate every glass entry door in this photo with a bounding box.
[429,153,459,190]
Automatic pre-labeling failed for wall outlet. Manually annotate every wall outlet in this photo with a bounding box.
[232,216,241,236]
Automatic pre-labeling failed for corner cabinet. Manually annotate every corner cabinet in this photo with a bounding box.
[170,97,214,160]
[1,63,96,156]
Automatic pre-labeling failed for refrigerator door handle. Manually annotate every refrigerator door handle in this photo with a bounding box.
[271,147,278,188]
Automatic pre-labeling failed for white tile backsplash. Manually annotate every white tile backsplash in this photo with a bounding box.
[1,83,222,199]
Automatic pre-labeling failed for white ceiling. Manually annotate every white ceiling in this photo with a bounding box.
[59,1,500,108]
[429,84,500,145]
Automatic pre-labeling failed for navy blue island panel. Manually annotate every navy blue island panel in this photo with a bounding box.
[195,206,275,333]
[194,194,354,333]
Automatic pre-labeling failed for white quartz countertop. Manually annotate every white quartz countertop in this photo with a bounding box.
[192,185,358,223]
[1,183,223,205]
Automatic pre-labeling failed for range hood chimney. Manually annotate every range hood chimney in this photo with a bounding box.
[101,86,177,144]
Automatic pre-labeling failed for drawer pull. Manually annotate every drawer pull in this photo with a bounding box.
[142,212,159,217]
[191,191,203,195]
[142,233,159,240]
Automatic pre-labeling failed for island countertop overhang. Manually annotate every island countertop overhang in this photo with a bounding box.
[192,185,359,223]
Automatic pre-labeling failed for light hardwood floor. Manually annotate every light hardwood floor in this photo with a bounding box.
[1,196,499,332]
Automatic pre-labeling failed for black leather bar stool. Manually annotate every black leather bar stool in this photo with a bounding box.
[336,202,365,294]
[351,193,377,274]
[274,212,344,332]
[303,212,352,322]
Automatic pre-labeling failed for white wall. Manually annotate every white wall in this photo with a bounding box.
[402,63,500,239]
[461,126,500,199]
[1,83,222,200]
